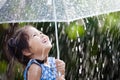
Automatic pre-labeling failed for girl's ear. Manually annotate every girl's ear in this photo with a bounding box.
[22,49,32,56]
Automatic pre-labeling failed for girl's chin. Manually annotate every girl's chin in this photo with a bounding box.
[49,44,52,48]
[46,43,52,48]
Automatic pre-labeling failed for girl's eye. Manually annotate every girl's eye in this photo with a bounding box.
[33,34,36,37]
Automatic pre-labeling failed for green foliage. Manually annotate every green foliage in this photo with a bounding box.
[65,22,85,40]
[14,63,24,80]
[1,23,9,29]
[0,60,7,74]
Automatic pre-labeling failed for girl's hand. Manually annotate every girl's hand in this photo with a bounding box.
[55,59,65,76]
[57,75,65,80]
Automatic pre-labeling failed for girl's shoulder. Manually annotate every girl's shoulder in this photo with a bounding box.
[29,62,41,70]
[27,63,42,80]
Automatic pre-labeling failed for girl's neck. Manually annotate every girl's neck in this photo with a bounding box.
[36,57,50,67]
[36,56,48,64]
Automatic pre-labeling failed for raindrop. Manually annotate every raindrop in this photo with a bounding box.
[96,67,99,72]
[67,22,70,25]
[97,16,102,28]
[113,19,116,22]
[82,19,86,30]
[92,37,94,46]
[72,48,74,52]
[109,46,111,50]
[87,78,90,80]
[85,18,89,23]
[94,60,97,64]
[14,14,17,18]
[75,46,78,51]
[47,0,52,5]
[110,37,112,41]
[79,65,82,74]
[25,13,28,17]
[75,21,79,25]
[77,31,79,37]
[78,38,80,42]
[41,27,43,31]
[102,63,104,68]
[0,0,7,8]
[58,23,61,28]
[102,74,104,79]
[79,68,82,74]
[52,43,55,46]
[46,26,49,33]
[98,44,100,48]
[113,60,115,64]
[46,14,50,18]
[87,32,90,35]
[80,58,82,63]
[6,3,9,7]
[112,55,115,59]
[102,17,105,21]
[49,23,52,27]
[117,52,119,56]
[79,45,82,51]
[70,39,73,42]
[50,38,52,43]
[61,26,65,34]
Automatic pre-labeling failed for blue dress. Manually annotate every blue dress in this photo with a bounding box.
[24,57,57,80]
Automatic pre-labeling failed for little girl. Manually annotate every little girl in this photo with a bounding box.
[7,25,65,80]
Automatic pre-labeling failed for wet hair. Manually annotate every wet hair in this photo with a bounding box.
[7,25,31,66]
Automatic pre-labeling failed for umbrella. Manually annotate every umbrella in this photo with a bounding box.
[0,0,120,59]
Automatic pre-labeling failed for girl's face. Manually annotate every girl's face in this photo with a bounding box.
[26,27,52,60]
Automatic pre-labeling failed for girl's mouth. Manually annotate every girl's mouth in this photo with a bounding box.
[42,37,49,43]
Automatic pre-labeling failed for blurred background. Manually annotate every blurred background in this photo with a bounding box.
[0,11,120,80]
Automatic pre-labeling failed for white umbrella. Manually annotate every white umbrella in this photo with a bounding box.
[0,0,120,59]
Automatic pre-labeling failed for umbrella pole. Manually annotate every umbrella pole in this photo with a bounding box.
[53,0,60,59]
[55,21,60,59]
[55,21,62,76]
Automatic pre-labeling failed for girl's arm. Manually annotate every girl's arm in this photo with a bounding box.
[27,64,42,80]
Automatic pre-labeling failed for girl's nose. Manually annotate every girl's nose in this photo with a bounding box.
[40,34,44,38]
[40,34,47,38]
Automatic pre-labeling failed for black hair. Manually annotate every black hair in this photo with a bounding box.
[7,26,31,66]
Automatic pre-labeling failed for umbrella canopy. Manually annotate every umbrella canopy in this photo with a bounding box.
[0,0,120,23]
[0,0,120,59]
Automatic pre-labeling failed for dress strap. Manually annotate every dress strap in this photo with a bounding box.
[23,59,41,80]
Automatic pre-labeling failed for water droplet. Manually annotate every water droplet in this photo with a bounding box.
[79,45,82,51]
[58,23,61,28]
[80,58,82,63]
[76,46,78,51]
[96,67,99,72]
[49,23,52,27]
[72,48,74,52]
[78,38,80,42]
[41,27,43,31]
[47,0,52,5]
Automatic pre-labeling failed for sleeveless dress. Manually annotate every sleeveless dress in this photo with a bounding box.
[23,57,57,80]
